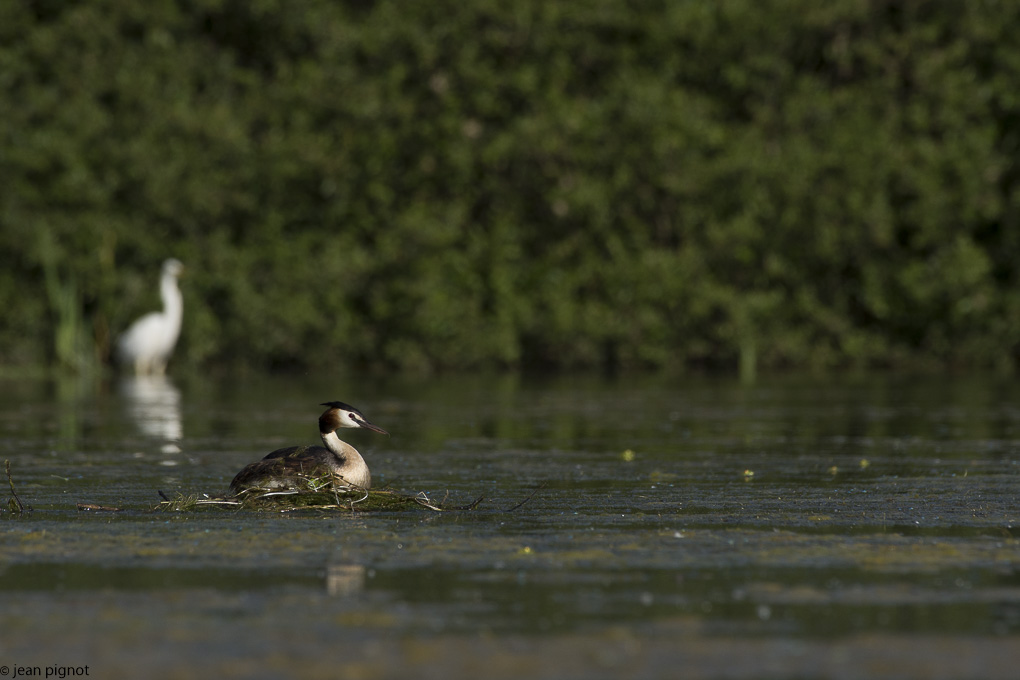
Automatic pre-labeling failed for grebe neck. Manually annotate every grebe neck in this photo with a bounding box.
[320,429,371,487]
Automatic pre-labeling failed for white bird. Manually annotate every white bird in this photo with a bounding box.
[117,258,184,375]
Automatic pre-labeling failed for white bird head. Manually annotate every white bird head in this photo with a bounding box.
[162,259,184,277]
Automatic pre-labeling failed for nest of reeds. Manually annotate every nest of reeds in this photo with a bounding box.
[156,472,482,513]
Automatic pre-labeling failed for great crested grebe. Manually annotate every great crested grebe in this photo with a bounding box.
[228,401,388,495]
[117,258,184,375]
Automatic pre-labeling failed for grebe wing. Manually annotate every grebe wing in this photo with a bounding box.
[261,445,319,461]
[229,446,333,494]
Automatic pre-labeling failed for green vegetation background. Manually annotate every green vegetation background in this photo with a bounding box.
[2,0,1019,374]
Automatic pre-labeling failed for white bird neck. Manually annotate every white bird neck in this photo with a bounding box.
[160,271,183,325]
[320,430,371,488]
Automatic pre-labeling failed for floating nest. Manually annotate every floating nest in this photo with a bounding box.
[156,474,484,513]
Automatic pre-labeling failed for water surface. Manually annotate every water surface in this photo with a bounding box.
[1,373,1018,678]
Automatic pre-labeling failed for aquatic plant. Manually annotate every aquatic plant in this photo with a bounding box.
[4,460,30,514]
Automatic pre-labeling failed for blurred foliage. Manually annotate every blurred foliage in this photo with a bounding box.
[1,0,1019,374]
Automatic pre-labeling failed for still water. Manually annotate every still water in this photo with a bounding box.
[1,372,1018,679]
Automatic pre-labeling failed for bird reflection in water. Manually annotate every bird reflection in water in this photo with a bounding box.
[326,564,366,597]
[120,374,183,458]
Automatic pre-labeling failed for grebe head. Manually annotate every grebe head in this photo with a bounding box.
[319,401,388,435]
